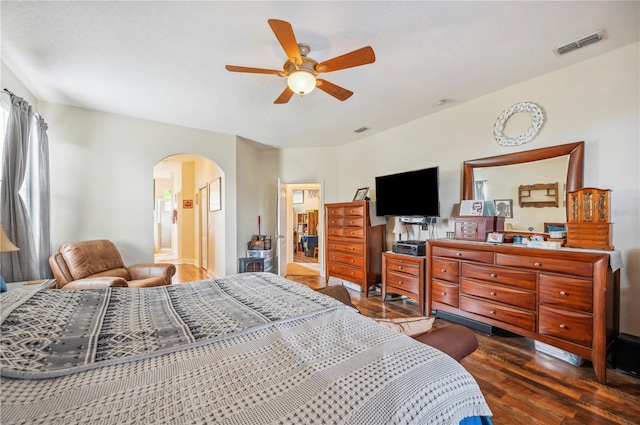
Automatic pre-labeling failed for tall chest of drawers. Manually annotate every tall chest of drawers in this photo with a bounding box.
[427,239,620,384]
[324,201,385,297]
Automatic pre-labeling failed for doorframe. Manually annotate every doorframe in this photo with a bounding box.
[284,181,324,276]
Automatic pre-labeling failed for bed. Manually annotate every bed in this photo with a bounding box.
[1,272,492,424]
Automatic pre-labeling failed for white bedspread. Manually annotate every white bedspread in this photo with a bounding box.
[1,273,491,424]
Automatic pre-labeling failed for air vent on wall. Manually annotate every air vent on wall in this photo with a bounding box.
[353,126,370,133]
[554,30,604,55]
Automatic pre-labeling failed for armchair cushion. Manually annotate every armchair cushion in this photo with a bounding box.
[49,240,176,289]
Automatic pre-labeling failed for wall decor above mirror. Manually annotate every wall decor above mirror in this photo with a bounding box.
[463,142,584,233]
[493,102,545,146]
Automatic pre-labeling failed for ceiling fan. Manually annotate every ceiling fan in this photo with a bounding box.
[225,19,376,104]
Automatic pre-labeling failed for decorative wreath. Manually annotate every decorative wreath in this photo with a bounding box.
[493,102,545,147]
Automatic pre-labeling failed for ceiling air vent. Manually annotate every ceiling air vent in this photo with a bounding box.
[353,126,370,134]
[555,30,604,55]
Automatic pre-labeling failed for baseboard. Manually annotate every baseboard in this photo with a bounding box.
[434,310,495,335]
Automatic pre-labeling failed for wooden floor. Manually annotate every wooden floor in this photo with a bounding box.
[174,265,640,424]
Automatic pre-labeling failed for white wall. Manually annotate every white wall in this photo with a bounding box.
[333,43,639,335]
[36,101,241,276]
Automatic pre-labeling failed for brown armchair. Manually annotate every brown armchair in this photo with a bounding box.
[49,239,176,289]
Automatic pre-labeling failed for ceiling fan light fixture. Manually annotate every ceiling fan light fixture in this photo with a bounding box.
[287,70,316,96]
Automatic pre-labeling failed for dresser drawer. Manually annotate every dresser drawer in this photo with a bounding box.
[327,217,344,227]
[432,279,459,307]
[460,278,535,310]
[386,270,420,295]
[327,262,365,285]
[344,205,365,217]
[461,296,536,332]
[432,246,494,264]
[432,258,459,283]
[539,274,592,312]
[539,305,592,347]
[326,207,344,217]
[327,227,344,237]
[496,253,592,278]
[326,240,364,256]
[326,251,364,268]
[342,227,365,239]
[461,262,536,290]
[386,257,420,277]
[343,216,365,228]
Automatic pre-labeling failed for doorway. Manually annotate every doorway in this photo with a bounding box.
[153,154,222,278]
[287,183,321,274]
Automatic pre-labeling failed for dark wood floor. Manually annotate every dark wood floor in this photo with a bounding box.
[174,265,640,424]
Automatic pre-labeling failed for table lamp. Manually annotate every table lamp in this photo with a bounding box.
[0,225,20,292]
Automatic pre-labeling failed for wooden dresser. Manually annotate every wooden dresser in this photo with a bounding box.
[426,239,619,384]
[324,201,385,297]
[382,252,425,313]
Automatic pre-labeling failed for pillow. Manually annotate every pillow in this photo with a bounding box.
[374,316,435,337]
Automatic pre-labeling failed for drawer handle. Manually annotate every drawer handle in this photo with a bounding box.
[490,273,497,278]
[350,247,354,251]
[490,291,496,296]
[559,291,567,296]
[398,281,403,285]
[456,252,462,256]
[534,262,542,267]
[490,310,496,315]
[559,324,568,329]
[441,292,446,296]
[398,266,403,270]
[441,268,446,272]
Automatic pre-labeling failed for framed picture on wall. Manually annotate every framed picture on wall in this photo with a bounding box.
[209,177,221,211]
[292,190,304,204]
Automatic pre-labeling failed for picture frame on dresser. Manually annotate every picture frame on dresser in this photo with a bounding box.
[486,232,504,243]
[353,187,370,201]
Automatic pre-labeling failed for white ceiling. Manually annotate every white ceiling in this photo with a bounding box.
[2,1,638,149]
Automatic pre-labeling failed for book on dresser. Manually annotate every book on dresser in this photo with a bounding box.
[426,238,620,384]
[324,201,385,297]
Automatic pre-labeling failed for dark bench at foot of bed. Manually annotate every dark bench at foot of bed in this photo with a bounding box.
[316,285,478,362]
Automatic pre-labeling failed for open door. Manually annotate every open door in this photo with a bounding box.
[276,179,288,276]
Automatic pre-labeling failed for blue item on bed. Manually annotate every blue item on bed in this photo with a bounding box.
[461,415,493,425]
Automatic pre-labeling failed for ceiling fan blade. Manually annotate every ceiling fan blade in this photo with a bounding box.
[268,19,302,65]
[316,46,376,73]
[225,65,282,75]
[274,86,295,104]
[316,79,353,101]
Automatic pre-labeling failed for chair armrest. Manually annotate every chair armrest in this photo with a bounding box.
[61,277,128,290]
[128,263,176,283]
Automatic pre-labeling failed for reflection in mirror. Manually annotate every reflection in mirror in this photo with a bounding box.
[472,156,568,231]
[463,142,584,233]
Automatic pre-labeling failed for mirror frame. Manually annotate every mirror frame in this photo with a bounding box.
[462,141,585,201]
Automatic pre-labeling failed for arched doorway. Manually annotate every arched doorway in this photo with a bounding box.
[153,154,224,277]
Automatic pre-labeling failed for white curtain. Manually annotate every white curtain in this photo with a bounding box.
[0,94,51,282]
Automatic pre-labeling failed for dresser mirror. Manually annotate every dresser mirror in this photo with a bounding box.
[462,142,584,232]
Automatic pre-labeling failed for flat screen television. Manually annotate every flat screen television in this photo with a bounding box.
[375,166,440,217]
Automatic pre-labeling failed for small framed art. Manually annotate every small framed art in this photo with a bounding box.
[495,199,513,218]
[292,190,304,204]
[486,232,504,244]
[353,187,369,201]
